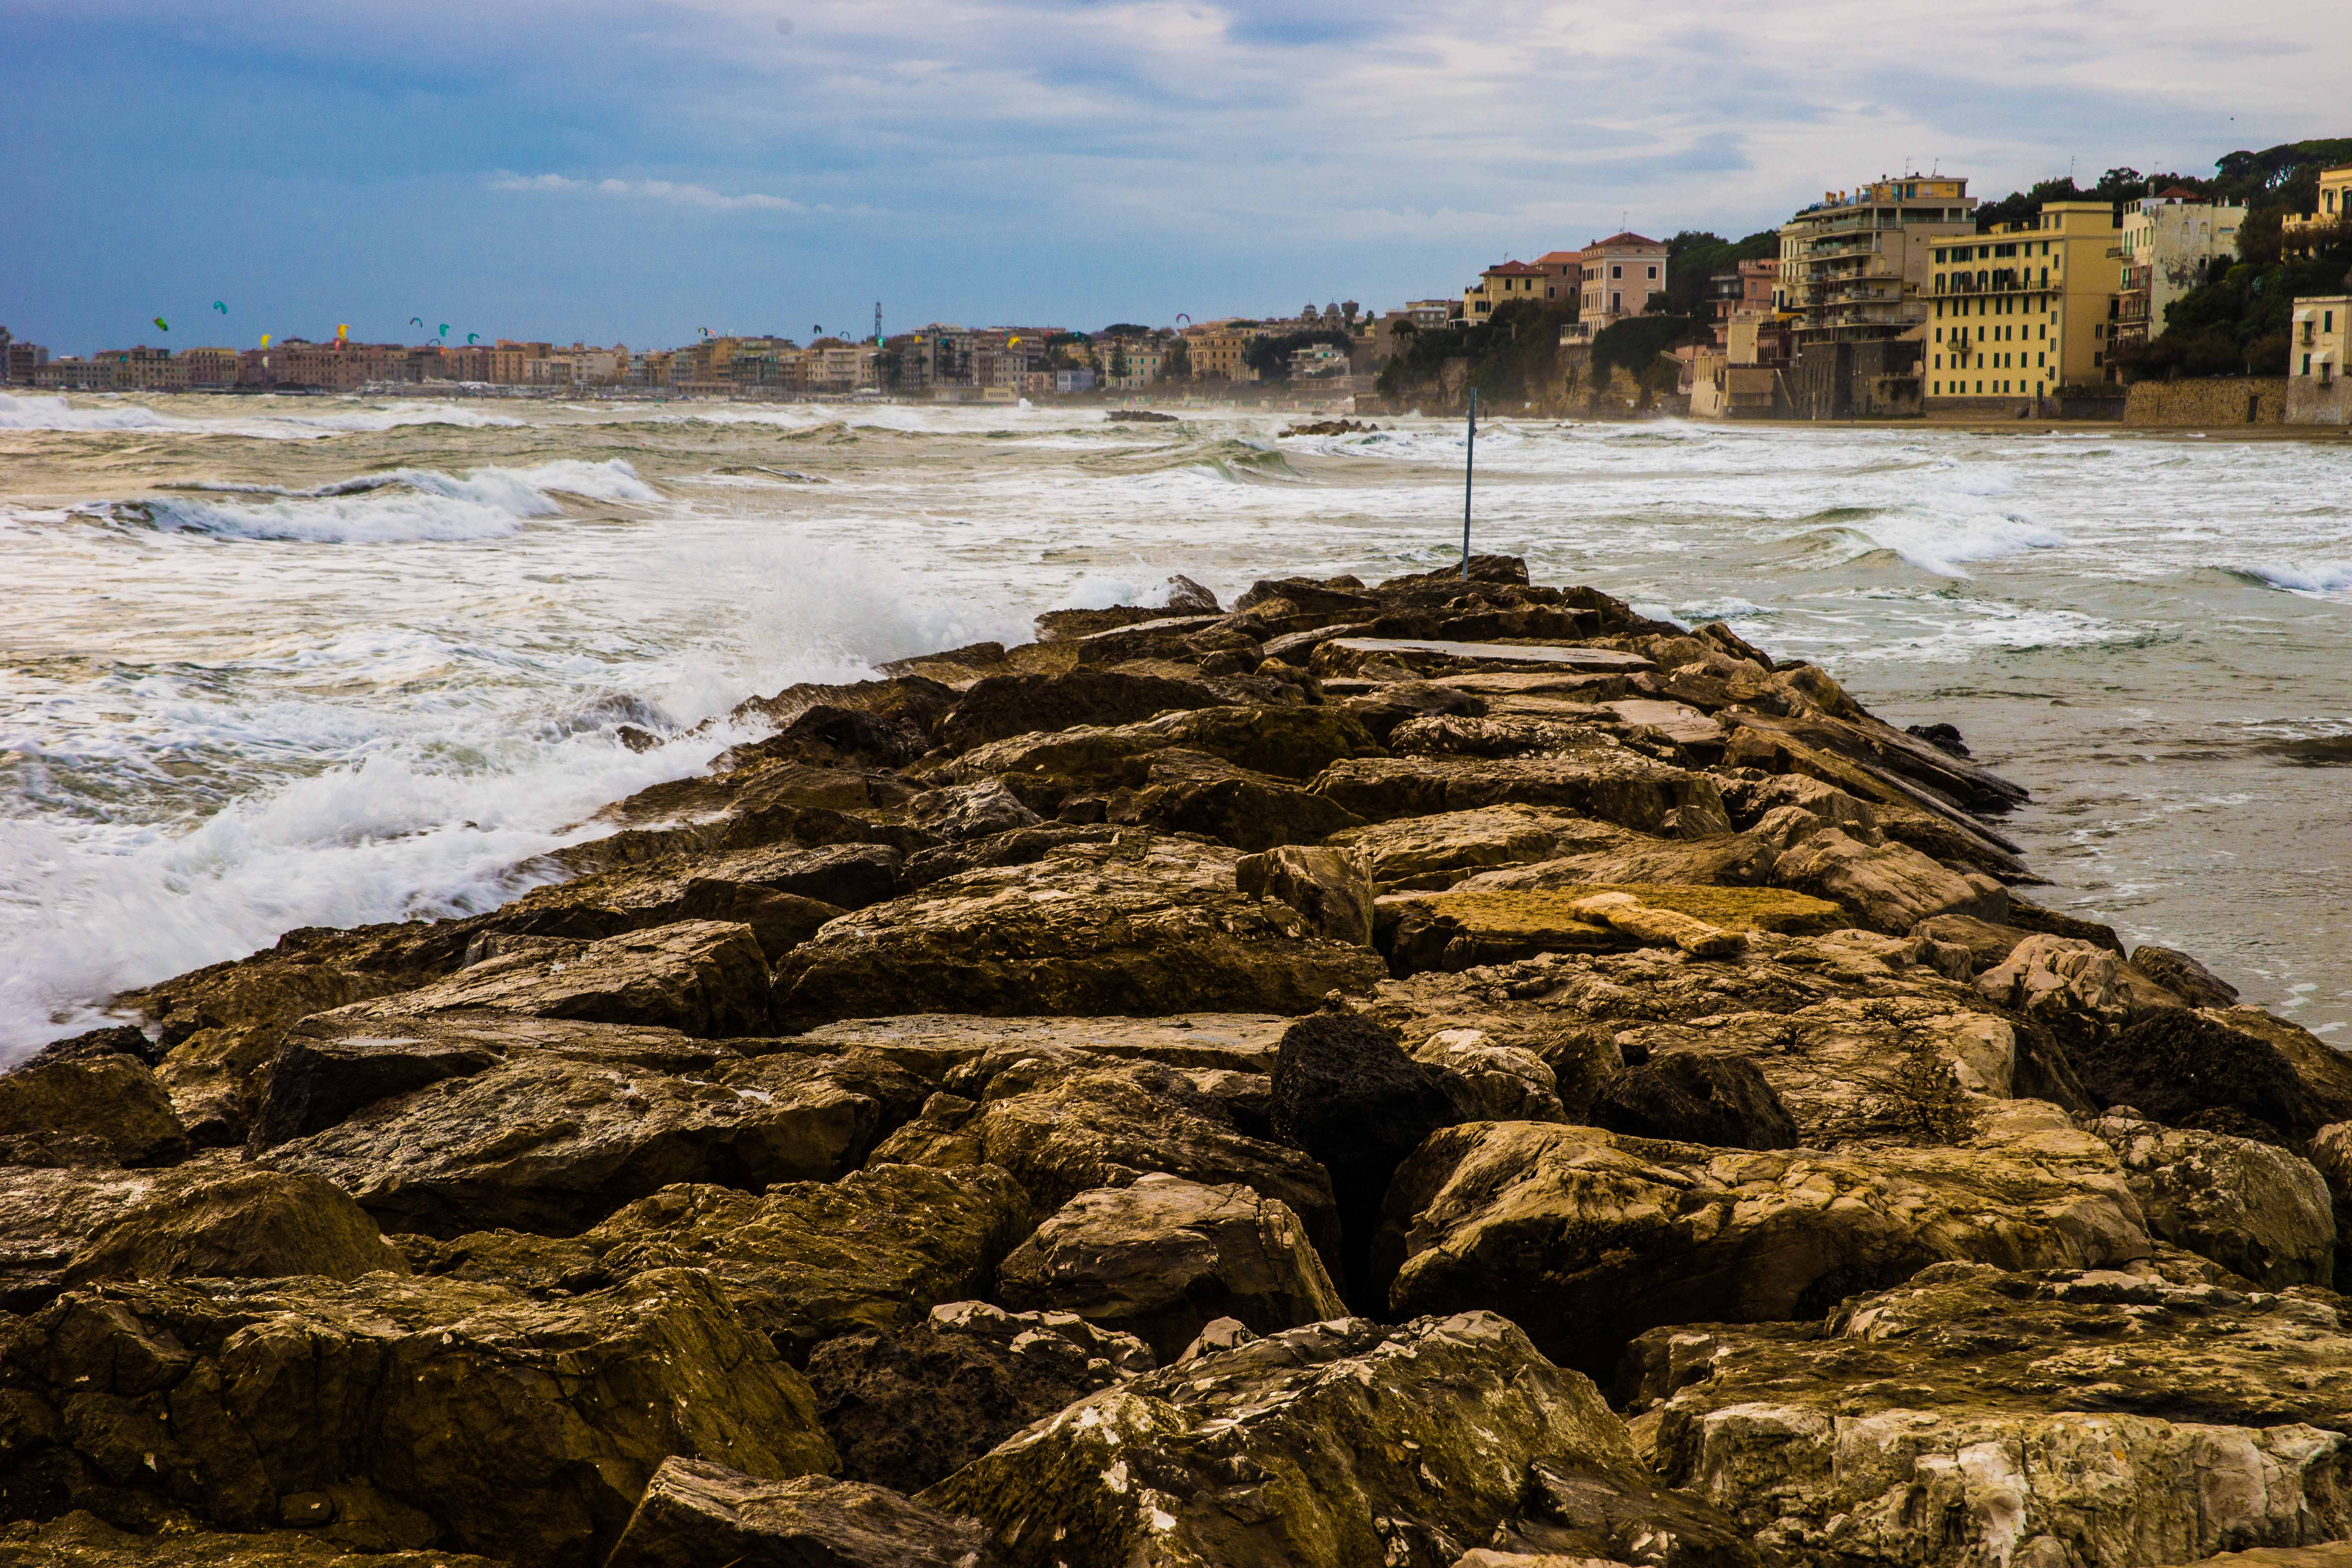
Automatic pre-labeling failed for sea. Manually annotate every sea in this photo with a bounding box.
[2,390,2348,1054]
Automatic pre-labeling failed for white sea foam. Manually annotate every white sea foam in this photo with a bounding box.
[101,459,657,544]
[2245,562,2352,598]
[0,392,523,440]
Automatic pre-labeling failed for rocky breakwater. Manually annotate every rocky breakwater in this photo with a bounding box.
[6,555,2349,1568]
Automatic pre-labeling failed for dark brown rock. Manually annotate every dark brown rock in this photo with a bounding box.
[1308,751,1732,839]
[0,1056,187,1169]
[359,919,774,1038]
[772,834,1385,1031]
[1590,1049,1800,1150]
[0,1510,510,1566]
[605,1458,1000,1568]
[996,1174,1347,1361]
[807,1301,1152,1494]
[1268,1013,1460,1307]
[2130,945,2242,1008]
[0,1269,832,1566]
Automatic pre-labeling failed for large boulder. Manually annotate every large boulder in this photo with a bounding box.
[771,834,1385,1030]
[1110,748,1366,852]
[1327,806,1639,891]
[942,704,1377,789]
[1235,845,1376,946]
[575,1163,1032,1359]
[360,920,774,1038]
[1590,1049,1799,1150]
[1308,752,1732,839]
[1268,1013,1460,1305]
[1771,827,2006,933]
[807,1301,1151,1494]
[870,1048,1340,1266]
[788,1012,1293,1079]
[605,1459,1000,1568]
[934,668,1230,752]
[472,849,858,962]
[0,1162,407,1312]
[2064,1007,2319,1140]
[920,1312,1751,1568]
[996,1174,1346,1361]
[0,1055,187,1169]
[1379,885,1843,975]
[1637,1261,2352,1568]
[1378,1102,2148,1376]
[2090,1114,2336,1287]
[0,1269,833,1567]
[258,1016,922,1237]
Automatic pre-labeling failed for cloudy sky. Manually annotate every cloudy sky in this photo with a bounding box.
[4,0,2340,352]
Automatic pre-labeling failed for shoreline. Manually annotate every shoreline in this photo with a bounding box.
[4,555,2348,1563]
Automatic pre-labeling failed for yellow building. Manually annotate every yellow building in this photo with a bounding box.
[1462,261,1547,320]
[1185,328,1256,382]
[1924,201,2123,410]
[2285,165,2352,254]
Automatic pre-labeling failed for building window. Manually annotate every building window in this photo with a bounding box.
[1647,266,1658,279]
[2304,354,2313,376]
[1611,265,1622,279]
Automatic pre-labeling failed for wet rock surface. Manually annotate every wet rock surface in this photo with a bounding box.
[49,559,2345,1568]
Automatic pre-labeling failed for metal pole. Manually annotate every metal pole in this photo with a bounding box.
[1461,387,1476,579]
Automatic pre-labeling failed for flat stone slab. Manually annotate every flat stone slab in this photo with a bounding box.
[788,1013,1295,1076]
[1321,638,1657,671]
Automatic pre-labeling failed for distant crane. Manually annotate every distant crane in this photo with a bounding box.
[874,301,883,345]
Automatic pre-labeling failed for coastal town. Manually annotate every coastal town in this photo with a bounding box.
[6,151,2349,427]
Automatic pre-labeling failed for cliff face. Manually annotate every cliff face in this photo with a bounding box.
[5,554,2346,1568]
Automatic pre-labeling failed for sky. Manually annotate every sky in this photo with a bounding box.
[2,0,2342,353]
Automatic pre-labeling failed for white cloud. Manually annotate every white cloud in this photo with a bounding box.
[488,172,808,213]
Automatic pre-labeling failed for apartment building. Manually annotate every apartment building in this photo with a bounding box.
[2116,191,2243,350]
[1924,200,2123,412]
[180,347,241,388]
[31,359,116,390]
[2285,166,2352,254]
[2288,296,2349,425]
[1098,339,1166,390]
[1185,327,1256,382]
[1574,234,1668,334]
[1532,252,1584,303]
[806,343,880,394]
[1463,261,1547,320]
[2,334,50,383]
[96,347,187,392]
[1777,176,1975,345]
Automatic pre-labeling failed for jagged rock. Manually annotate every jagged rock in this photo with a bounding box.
[921,1311,1745,1568]
[771,834,1385,1030]
[807,1301,1152,1494]
[1377,1101,2147,1375]
[0,1055,187,1169]
[1771,827,2005,933]
[934,669,1230,751]
[1637,1261,2352,1568]
[1309,752,1731,839]
[572,1163,1031,1359]
[1909,912,2031,975]
[903,779,1044,842]
[360,919,773,1038]
[1975,931,2143,1031]
[1310,638,1655,682]
[480,856,848,962]
[1236,844,1375,945]
[1412,1029,1567,1121]
[996,1174,1346,1361]
[1379,886,1844,975]
[2205,1007,2352,1129]
[1073,613,1229,664]
[16,1027,163,1070]
[1333,677,1486,740]
[1590,1049,1799,1150]
[1329,806,1640,891]
[2090,1114,2335,1287]
[0,1162,407,1312]
[789,1013,1292,1079]
[605,1459,999,1568]
[900,824,1120,887]
[0,1510,510,1566]
[944,704,1377,790]
[247,1011,523,1150]
[1456,829,1780,891]
[2064,1007,2318,1141]
[1269,1013,1460,1306]
[258,1017,920,1237]
[1350,969,1626,1122]
[2132,944,2242,1007]
[1721,771,1885,841]
[871,1047,1339,1265]
[1112,748,1366,851]
[0,1269,832,1566]
[1387,713,1620,760]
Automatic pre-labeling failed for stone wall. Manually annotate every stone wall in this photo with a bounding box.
[2124,377,2288,426]
[2288,375,2352,426]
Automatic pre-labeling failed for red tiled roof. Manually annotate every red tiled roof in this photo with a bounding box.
[1584,232,1662,250]
[1533,250,1584,265]
[1482,260,1545,276]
